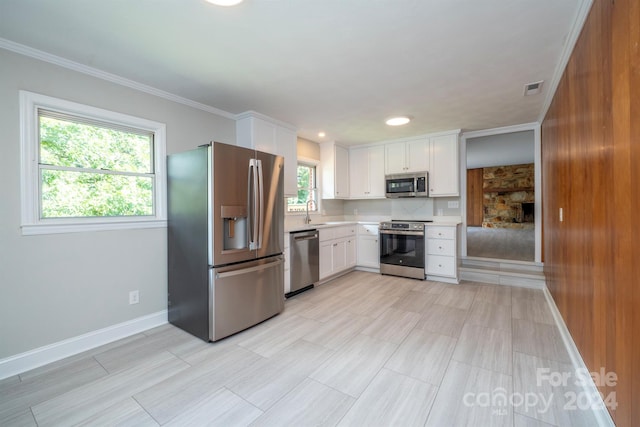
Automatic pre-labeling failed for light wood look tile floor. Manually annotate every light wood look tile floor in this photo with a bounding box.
[0,271,604,426]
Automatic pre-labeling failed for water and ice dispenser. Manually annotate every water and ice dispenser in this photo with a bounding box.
[221,205,248,250]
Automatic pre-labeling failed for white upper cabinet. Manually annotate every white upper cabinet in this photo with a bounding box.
[429,133,460,197]
[384,141,407,175]
[236,112,298,197]
[275,126,298,198]
[349,145,385,198]
[385,138,429,174]
[321,141,350,199]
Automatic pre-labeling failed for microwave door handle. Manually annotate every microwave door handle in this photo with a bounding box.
[257,159,264,250]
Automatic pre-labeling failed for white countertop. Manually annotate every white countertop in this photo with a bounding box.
[285,219,460,233]
[286,221,357,233]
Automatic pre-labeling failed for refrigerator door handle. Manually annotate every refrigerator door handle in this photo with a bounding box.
[215,257,283,279]
[257,159,264,250]
[248,158,259,250]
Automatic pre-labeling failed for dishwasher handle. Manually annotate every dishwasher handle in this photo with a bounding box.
[294,233,318,241]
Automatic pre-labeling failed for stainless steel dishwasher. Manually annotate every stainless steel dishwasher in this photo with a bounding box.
[287,229,319,297]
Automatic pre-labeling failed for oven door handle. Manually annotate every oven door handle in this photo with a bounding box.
[379,229,424,236]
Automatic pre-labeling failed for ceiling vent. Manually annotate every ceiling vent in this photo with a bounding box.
[523,81,544,96]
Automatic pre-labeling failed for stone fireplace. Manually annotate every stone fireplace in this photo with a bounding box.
[482,163,535,229]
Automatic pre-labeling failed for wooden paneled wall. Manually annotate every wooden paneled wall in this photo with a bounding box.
[466,168,483,226]
[541,0,639,425]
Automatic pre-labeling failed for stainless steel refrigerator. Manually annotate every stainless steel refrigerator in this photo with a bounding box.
[167,142,285,342]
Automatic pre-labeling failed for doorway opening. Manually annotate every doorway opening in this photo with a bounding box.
[465,131,536,262]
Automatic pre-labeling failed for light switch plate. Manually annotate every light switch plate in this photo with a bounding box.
[447,201,459,209]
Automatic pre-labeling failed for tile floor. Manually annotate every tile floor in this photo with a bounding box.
[0,271,605,426]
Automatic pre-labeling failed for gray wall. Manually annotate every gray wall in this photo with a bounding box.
[466,130,534,169]
[0,49,236,359]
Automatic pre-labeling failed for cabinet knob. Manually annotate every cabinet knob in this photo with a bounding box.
[438,246,443,250]
[438,264,442,267]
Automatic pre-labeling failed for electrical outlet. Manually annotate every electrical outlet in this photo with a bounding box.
[559,208,564,222]
[354,209,358,215]
[129,290,139,305]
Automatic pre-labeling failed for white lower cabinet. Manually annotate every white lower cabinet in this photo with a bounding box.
[319,241,333,279]
[346,238,357,268]
[425,224,460,283]
[357,224,379,269]
[319,225,357,280]
[332,240,347,272]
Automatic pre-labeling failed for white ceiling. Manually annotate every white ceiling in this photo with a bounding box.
[0,0,584,145]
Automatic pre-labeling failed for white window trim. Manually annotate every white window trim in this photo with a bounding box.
[19,90,167,235]
[287,156,321,216]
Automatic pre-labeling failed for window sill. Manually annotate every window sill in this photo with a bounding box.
[286,211,319,216]
[21,219,167,236]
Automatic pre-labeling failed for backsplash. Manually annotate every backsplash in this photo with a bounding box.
[285,197,463,230]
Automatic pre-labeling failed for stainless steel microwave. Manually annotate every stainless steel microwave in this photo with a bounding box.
[385,172,429,198]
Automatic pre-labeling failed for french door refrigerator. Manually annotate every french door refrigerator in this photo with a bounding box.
[167,142,284,342]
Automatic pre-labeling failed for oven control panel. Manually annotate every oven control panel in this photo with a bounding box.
[379,221,426,231]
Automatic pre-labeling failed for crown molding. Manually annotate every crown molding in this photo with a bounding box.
[462,122,539,139]
[235,110,297,131]
[0,38,236,120]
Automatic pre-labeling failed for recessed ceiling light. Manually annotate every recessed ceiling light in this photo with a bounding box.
[318,132,326,138]
[523,80,544,96]
[386,116,411,126]
[204,0,243,6]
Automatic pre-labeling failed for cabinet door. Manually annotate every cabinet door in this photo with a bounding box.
[319,241,333,280]
[346,238,357,268]
[253,118,277,154]
[406,138,430,173]
[357,235,379,268]
[335,145,350,198]
[275,126,298,197]
[429,134,459,196]
[368,145,386,197]
[349,146,369,198]
[332,240,347,272]
[385,141,407,174]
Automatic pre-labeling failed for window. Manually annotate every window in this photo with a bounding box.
[287,162,318,213]
[20,91,166,235]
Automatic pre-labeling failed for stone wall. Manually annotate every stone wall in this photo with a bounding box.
[483,163,535,229]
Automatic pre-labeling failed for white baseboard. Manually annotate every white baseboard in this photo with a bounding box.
[354,266,380,274]
[0,310,167,380]
[542,288,615,427]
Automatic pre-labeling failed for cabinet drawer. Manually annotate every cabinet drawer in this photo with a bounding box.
[335,225,356,239]
[427,255,456,277]
[426,227,456,240]
[319,228,334,242]
[358,224,379,236]
[427,239,455,256]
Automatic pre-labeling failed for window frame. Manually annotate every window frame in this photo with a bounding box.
[287,158,320,214]
[19,90,167,235]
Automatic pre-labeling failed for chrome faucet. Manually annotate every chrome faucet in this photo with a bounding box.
[304,199,316,224]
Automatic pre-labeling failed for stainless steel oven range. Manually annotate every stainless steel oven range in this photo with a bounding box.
[379,220,431,280]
